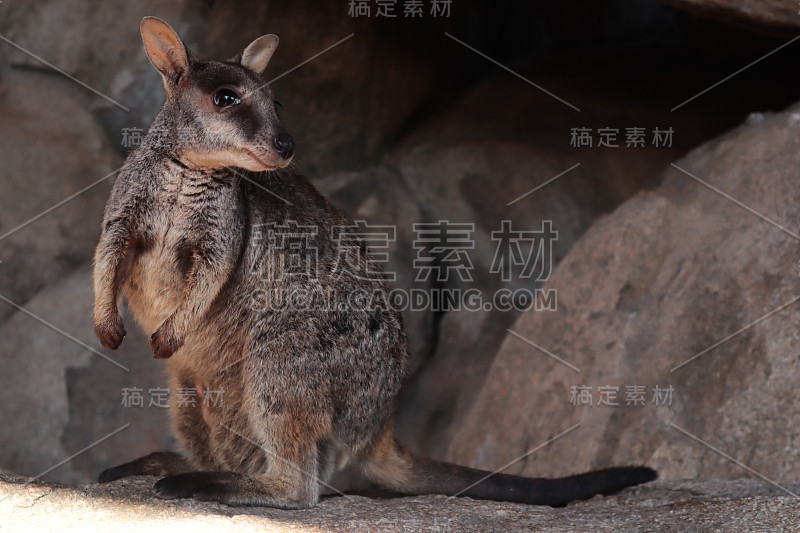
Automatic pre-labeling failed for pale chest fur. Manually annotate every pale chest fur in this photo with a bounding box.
[123,163,238,335]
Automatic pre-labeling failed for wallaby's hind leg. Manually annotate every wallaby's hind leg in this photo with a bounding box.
[155,403,326,508]
[153,425,323,508]
[98,451,193,483]
[153,436,321,509]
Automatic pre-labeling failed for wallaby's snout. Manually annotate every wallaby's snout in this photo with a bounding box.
[139,16,291,172]
[272,132,294,160]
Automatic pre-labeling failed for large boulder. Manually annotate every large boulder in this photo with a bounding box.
[450,105,800,482]
[350,67,745,460]
[0,265,171,484]
[663,0,800,33]
[0,1,200,151]
[0,68,121,323]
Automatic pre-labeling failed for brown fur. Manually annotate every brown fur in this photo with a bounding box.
[94,17,655,508]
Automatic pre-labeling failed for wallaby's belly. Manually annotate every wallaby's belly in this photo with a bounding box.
[124,212,192,334]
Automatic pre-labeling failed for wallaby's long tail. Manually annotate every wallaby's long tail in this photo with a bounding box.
[362,439,656,507]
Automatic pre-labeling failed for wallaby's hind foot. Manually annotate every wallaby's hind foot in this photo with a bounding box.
[154,471,317,509]
[98,451,193,483]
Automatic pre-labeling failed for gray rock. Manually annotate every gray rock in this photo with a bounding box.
[450,103,800,483]
[662,0,800,32]
[0,47,8,81]
[380,70,722,461]
[0,265,172,484]
[0,68,121,323]
[1,474,797,532]
[0,0,204,146]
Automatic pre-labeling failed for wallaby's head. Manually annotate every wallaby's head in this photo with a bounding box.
[140,16,293,172]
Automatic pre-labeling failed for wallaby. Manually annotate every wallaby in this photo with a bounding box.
[93,16,656,509]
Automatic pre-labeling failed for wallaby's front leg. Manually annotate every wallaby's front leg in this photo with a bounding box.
[98,451,194,483]
[93,220,138,350]
[150,239,235,359]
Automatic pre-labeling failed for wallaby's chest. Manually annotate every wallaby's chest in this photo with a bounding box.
[124,168,239,332]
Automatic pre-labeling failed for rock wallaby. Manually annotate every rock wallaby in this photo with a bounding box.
[93,16,656,508]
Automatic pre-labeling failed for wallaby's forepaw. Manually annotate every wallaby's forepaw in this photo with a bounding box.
[94,314,126,350]
[151,321,184,359]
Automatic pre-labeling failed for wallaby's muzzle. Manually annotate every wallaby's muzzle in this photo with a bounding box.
[273,134,294,161]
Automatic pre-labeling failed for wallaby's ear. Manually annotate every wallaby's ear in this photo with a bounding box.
[240,34,279,75]
[140,17,192,83]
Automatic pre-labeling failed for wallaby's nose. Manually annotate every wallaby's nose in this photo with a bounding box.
[273,135,295,160]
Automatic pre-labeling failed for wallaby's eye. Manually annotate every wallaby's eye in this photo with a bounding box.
[274,100,282,111]
[212,88,240,108]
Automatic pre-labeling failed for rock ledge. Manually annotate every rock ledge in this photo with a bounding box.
[1,474,797,532]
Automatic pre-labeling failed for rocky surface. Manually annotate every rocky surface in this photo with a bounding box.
[662,0,800,33]
[0,265,172,485]
[1,474,798,532]
[450,105,800,483]
[0,68,121,322]
[327,65,746,461]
